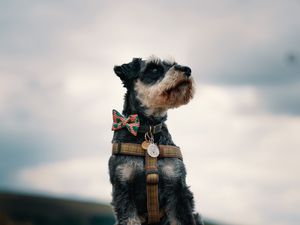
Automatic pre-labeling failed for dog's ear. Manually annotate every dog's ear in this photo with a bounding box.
[114,58,141,87]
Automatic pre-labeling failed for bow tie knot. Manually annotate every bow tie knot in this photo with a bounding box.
[112,110,140,136]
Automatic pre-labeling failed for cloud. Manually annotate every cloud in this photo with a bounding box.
[0,59,122,188]
[257,82,300,116]
[17,155,112,202]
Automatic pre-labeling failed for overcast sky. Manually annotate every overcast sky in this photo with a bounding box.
[0,1,300,225]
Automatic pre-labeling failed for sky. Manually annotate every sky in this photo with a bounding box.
[0,0,300,225]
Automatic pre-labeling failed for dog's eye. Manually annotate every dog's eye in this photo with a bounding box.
[144,63,164,78]
[152,68,158,73]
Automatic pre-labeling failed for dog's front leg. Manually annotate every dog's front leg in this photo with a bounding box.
[111,183,141,225]
[109,157,144,225]
[164,181,200,225]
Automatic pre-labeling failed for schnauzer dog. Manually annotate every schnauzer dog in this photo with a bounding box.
[109,56,204,225]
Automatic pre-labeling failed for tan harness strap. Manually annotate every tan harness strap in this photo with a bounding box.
[112,143,183,159]
[145,153,160,223]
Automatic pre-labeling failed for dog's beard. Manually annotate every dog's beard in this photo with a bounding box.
[135,68,195,116]
[160,78,195,108]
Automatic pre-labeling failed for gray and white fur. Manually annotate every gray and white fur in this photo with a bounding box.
[109,56,204,225]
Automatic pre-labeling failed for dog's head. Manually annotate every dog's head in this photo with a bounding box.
[114,56,195,117]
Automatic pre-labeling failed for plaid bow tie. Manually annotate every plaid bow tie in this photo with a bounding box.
[112,109,140,136]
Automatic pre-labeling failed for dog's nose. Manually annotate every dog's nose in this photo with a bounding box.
[174,65,192,77]
[183,66,191,77]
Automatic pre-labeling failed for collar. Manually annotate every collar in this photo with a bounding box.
[138,123,165,134]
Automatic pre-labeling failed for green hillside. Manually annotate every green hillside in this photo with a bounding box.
[0,191,221,225]
[0,192,114,225]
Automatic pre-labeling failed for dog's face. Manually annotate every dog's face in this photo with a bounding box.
[114,56,195,116]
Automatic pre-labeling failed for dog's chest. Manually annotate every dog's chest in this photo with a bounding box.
[114,157,183,183]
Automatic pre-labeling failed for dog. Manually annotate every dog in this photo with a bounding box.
[109,56,204,225]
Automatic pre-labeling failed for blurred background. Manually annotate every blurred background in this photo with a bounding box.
[0,0,300,225]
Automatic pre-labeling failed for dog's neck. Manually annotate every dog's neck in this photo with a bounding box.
[122,90,167,126]
[112,90,175,146]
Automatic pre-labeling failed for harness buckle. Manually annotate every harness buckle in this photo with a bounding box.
[146,173,159,184]
[146,169,159,184]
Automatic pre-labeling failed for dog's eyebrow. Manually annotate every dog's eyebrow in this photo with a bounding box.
[162,60,176,66]
[146,55,161,65]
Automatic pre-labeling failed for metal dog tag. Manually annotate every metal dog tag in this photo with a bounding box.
[141,141,150,150]
[147,143,160,158]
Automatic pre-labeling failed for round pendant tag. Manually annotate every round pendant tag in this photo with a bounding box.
[147,143,160,158]
[141,141,150,150]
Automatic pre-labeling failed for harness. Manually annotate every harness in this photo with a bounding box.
[111,110,183,224]
[112,142,183,224]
